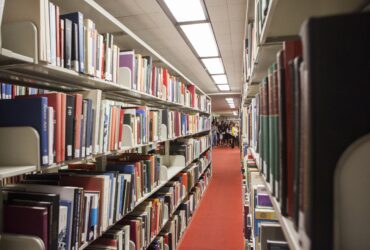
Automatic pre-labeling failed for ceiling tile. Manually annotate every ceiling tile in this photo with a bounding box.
[205,0,227,6]
[96,0,143,17]
[207,5,229,22]
[118,14,157,31]
[136,0,163,13]
[228,3,246,21]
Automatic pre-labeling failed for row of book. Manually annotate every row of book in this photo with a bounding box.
[170,134,212,165]
[244,12,370,249]
[118,51,211,113]
[0,84,210,166]
[243,155,288,250]
[2,152,163,250]
[3,1,211,114]
[148,166,212,250]
[5,0,120,82]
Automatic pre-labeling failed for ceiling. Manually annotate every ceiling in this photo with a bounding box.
[96,0,246,112]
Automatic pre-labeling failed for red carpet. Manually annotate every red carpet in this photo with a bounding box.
[178,147,244,250]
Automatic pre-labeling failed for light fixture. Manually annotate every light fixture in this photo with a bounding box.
[225,98,233,102]
[217,84,230,91]
[212,74,228,84]
[202,58,224,74]
[163,0,206,22]
[229,103,235,108]
[180,23,219,57]
[233,111,238,116]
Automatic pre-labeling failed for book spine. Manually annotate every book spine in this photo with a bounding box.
[60,19,65,68]
[78,13,85,73]
[64,19,72,69]
[55,6,60,67]
[65,95,75,160]
[41,97,49,166]
[49,2,56,66]
[48,106,54,165]
[72,23,79,72]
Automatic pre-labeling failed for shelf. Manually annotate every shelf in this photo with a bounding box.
[185,145,212,167]
[0,0,209,100]
[0,64,210,115]
[41,129,211,173]
[249,44,282,84]
[260,0,363,44]
[249,147,299,250]
[259,172,300,250]
[0,166,37,180]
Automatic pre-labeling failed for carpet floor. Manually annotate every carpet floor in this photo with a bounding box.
[178,147,244,250]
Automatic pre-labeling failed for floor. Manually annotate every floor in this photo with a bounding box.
[178,146,244,250]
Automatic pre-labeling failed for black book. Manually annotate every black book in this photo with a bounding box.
[64,18,72,69]
[299,12,370,250]
[72,23,79,72]
[66,95,76,160]
[276,50,287,214]
[5,191,60,250]
[290,56,302,230]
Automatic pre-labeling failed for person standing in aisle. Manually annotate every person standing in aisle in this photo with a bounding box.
[212,122,218,147]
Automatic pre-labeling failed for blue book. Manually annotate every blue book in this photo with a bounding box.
[0,97,49,165]
[6,84,12,99]
[136,109,146,143]
[106,164,136,207]
[59,200,72,250]
[60,12,85,73]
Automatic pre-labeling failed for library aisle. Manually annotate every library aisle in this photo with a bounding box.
[178,147,244,250]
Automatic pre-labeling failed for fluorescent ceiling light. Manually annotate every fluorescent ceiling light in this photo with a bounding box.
[180,23,219,57]
[212,74,228,84]
[229,104,235,108]
[163,0,206,22]
[225,98,233,102]
[233,111,238,116]
[202,58,224,74]
[217,84,230,91]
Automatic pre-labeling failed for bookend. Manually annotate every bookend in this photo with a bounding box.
[0,127,42,249]
[122,125,135,148]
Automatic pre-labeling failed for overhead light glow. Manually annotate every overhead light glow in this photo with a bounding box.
[225,98,233,102]
[180,23,219,57]
[163,0,206,22]
[202,58,224,74]
[229,103,235,108]
[212,74,228,84]
[233,111,238,116]
[217,84,230,91]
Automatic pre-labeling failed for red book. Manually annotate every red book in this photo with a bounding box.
[55,5,60,66]
[283,40,302,217]
[73,94,83,158]
[118,108,124,149]
[162,68,168,99]
[4,205,49,250]
[187,85,196,108]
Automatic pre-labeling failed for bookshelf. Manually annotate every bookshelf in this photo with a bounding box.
[241,1,369,250]
[0,0,213,249]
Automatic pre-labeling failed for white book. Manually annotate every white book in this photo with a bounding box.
[79,89,102,154]
[105,35,112,81]
[49,2,56,65]
[82,192,91,242]
[44,0,50,63]
[58,205,68,249]
[48,106,54,165]
[95,34,103,79]
[84,19,95,76]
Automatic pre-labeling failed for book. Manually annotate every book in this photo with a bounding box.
[60,12,84,73]
[73,94,83,159]
[118,50,135,88]
[65,95,76,160]
[63,18,72,69]
[0,97,49,165]
[48,106,54,165]
[49,2,56,65]
[3,205,49,250]
[299,12,370,249]
[72,23,79,72]
[4,191,60,250]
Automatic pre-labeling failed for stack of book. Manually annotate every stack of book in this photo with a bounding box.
[170,134,211,165]
[1,152,163,250]
[5,1,120,82]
